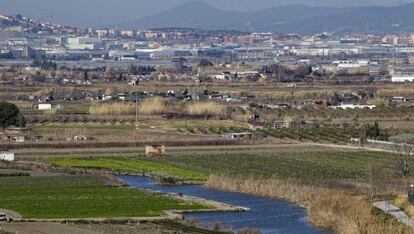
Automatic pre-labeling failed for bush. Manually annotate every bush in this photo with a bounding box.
[0,101,25,128]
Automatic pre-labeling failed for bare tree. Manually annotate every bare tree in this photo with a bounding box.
[367,164,385,202]
[394,144,414,179]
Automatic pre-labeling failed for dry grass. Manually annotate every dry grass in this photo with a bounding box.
[394,195,414,219]
[42,109,57,115]
[186,102,224,116]
[89,103,135,115]
[377,87,414,97]
[207,175,413,234]
[367,98,388,107]
[139,97,166,115]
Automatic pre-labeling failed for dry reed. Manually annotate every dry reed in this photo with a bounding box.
[138,97,166,115]
[206,175,413,234]
[187,102,224,116]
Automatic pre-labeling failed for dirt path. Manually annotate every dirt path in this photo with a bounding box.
[373,201,414,228]
[316,142,412,155]
[0,222,103,234]
[0,221,185,234]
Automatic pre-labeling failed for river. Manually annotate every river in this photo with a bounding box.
[121,176,327,234]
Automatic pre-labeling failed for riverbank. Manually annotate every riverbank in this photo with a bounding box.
[206,175,414,234]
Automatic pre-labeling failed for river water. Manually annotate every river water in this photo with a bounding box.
[121,176,328,234]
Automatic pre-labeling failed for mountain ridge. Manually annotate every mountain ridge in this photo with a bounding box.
[118,1,414,34]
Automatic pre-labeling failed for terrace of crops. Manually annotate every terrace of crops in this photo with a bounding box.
[47,151,399,181]
[0,176,208,219]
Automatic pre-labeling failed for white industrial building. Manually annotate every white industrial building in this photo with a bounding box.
[329,104,376,110]
[391,73,414,82]
[65,37,102,50]
[0,152,14,162]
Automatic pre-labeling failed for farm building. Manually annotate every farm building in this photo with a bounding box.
[37,103,64,110]
[145,145,166,156]
[38,103,52,110]
[0,151,15,161]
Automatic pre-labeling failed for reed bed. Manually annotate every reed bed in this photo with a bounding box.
[139,97,166,115]
[394,194,414,219]
[186,102,224,116]
[207,175,413,234]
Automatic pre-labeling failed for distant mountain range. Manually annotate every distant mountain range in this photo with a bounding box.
[118,1,414,34]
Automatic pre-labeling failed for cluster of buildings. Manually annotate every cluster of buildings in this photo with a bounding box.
[2,14,414,85]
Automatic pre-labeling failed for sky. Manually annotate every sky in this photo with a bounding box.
[1,0,413,27]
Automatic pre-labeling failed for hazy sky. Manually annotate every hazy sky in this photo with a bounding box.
[1,0,413,27]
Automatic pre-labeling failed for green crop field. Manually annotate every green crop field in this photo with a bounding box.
[138,151,397,180]
[0,176,207,219]
[46,151,399,181]
[0,175,106,189]
[47,158,208,181]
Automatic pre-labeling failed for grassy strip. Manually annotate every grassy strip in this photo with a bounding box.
[46,158,209,181]
[0,176,208,219]
[0,176,106,189]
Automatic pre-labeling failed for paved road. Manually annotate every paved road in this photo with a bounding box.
[373,201,414,228]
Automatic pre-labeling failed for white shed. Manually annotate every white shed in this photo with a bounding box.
[38,103,52,110]
[0,152,15,162]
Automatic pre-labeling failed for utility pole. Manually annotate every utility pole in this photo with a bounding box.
[135,91,139,129]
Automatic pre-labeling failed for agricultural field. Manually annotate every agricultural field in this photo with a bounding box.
[31,119,249,134]
[47,158,209,181]
[47,151,399,181]
[0,176,207,219]
[139,151,398,181]
[138,120,250,135]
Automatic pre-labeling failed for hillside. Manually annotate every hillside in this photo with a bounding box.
[119,1,414,34]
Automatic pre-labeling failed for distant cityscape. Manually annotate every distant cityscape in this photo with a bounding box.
[2,13,414,84]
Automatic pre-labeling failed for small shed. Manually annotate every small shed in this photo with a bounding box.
[145,145,166,156]
[0,151,15,162]
[38,103,52,110]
